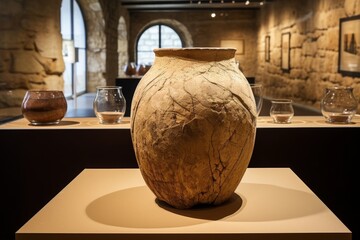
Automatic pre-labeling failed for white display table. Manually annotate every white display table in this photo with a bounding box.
[16,168,351,240]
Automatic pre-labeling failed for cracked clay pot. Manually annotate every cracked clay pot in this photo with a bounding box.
[130,48,257,209]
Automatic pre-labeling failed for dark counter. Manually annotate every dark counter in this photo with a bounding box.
[1,116,357,240]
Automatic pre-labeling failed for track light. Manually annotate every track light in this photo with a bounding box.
[188,0,266,7]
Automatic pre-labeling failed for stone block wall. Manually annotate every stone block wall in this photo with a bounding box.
[78,0,107,91]
[1,0,359,118]
[0,0,64,109]
[0,0,124,117]
[100,0,121,86]
[256,0,360,111]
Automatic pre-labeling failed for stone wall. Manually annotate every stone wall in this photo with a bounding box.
[0,0,129,119]
[118,16,129,77]
[0,0,64,109]
[78,0,107,91]
[128,10,259,78]
[256,0,360,111]
[99,0,121,86]
[1,0,359,117]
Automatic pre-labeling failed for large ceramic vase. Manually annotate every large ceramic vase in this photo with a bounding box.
[130,48,257,209]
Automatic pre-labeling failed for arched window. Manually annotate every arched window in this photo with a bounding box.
[136,24,183,65]
[61,0,86,98]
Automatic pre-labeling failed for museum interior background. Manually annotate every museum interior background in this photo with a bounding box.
[0,0,359,240]
[0,0,359,120]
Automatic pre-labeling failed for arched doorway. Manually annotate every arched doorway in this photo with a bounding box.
[60,0,87,98]
[62,0,107,94]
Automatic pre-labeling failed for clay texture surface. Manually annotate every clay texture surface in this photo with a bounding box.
[131,48,256,209]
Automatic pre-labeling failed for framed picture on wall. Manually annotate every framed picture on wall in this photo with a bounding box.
[281,32,290,72]
[62,39,76,64]
[338,14,360,77]
[265,35,270,62]
[220,39,245,55]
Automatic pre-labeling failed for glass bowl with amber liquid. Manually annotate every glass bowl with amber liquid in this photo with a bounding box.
[21,90,67,125]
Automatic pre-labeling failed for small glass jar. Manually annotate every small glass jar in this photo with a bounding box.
[93,86,126,124]
[270,99,294,124]
[321,86,358,124]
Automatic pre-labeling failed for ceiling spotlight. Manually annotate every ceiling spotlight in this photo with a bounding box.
[198,0,201,4]
[232,0,235,3]
[245,0,250,5]
[211,12,216,18]
[259,1,264,5]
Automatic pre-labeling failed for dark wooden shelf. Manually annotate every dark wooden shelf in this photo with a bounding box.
[116,77,142,117]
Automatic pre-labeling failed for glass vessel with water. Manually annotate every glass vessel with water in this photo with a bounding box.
[250,83,263,116]
[270,99,294,124]
[321,86,358,124]
[93,86,126,124]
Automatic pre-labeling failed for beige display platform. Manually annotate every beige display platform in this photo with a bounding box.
[0,117,132,129]
[256,115,360,128]
[1,115,360,130]
[16,168,351,240]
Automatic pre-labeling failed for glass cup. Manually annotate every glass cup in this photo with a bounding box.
[320,86,358,124]
[250,83,263,116]
[93,86,126,124]
[270,99,294,124]
[21,90,67,125]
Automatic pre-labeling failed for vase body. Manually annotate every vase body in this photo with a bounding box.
[136,63,149,76]
[124,62,137,77]
[130,48,257,209]
[321,86,358,124]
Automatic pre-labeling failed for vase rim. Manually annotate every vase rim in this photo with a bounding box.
[154,47,236,61]
[26,90,63,92]
[24,90,65,99]
[326,86,353,90]
[270,99,293,103]
[96,86,122,89]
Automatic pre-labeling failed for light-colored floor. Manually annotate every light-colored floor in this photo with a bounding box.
[65,93,96,117]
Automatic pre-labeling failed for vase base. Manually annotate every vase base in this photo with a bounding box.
[155,193,243,216]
